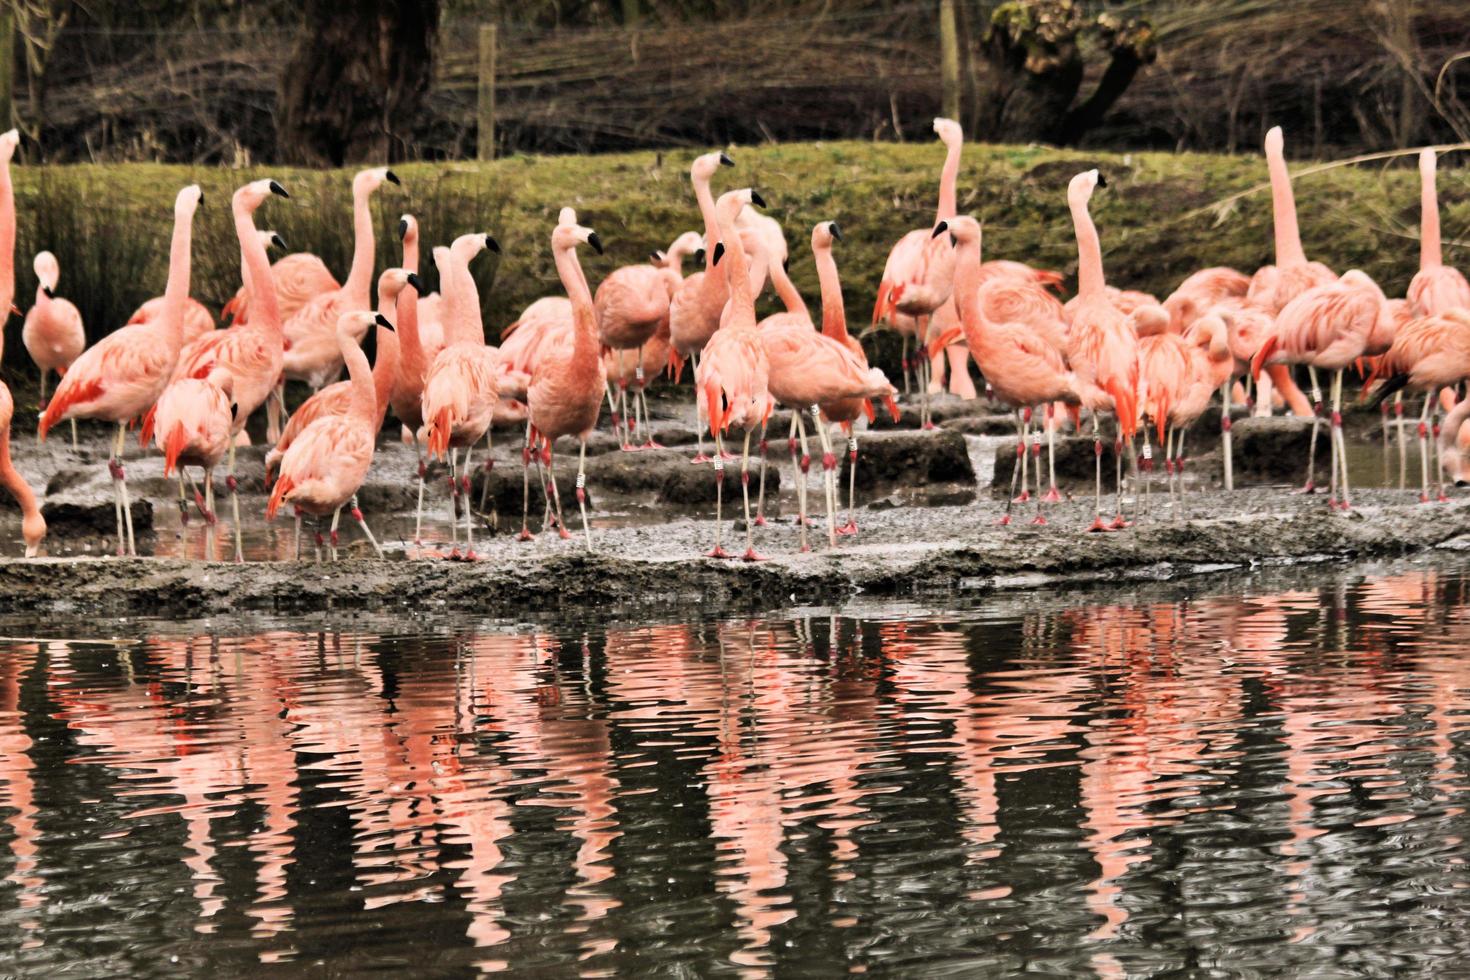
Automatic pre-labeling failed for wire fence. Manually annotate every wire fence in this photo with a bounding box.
[14,0,1470,164]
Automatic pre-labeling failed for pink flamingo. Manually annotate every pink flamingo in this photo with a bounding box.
[420,232,502,557]
[1136,313,1229,512]
[1408,148,1470,316]
[811,221,901,535]
[39,183,204,555]
[21,251,85,447]
[669,151,735,462]
[265,268,407,483]
[1437,395,1470,488]
[759,221,897,552]
[1248,127,1337,313]
[1251,271,1381,507]
[126,295,216,347]
[597,230,702,448]
[158,178,290,558]
[279,168,400,411]
[948,215,1082,524]
[1364,309,1470,501]
[521,209,607,550]
[0,129,18,357]
[697,188,774,559]
[221,246,337,327]
[153,366,234,552]
[1065,169,1140,531]
[266,311,388,559]
[0,381,45,557]
[1162,267,1250,333]
[386,215,447,535]
[873,118,963,426]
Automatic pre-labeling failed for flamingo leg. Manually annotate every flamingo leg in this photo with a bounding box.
[1300,366,1323,493]
[637,352,661,449]
[618,374,634,451]
[790,412,810,552]
[575,437,593,552]
[447,448,460,550]
[753,420,769,527]
[38,372,46,409]
[1041,403,1061,503]
[1140,425,1154,517]
[605,381,623,446]
[329,507,341,561]
[739,429,763,561]
[1395,393,1408,490]
[690,351,711,464]
[413,439,428,547]
[1220,383,1234,492]
[1434,395,1449,503]
[462,445,476,557]
[518,421,535,541]
[1014,407,1032,504]
[350,495,385,559]
[1110,421,1129,530]
[547,448,572,540]
[1331,371,1353,510]
[810,405,840,547]
[176,471,190,524]
[1088,413,1107,531]
[478,428,496,517]
[841,429,860,535]
[1419,389,1435,503]
[708,430,729,558]
[113,423,139,556]
[225,440,242,562]
[182,468,210,524]
[1001,410,1023,526]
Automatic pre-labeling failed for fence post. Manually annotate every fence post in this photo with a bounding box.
[477,23,497,161]
[0,12,14,131]
[938,0,960,122]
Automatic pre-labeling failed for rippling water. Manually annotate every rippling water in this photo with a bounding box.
[1,558,1468,975]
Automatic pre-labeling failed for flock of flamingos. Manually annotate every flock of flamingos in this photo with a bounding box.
[0,117,1467,563]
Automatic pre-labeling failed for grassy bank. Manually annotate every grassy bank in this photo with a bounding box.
[1,140,1460,388]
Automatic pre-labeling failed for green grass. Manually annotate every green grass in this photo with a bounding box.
[1,140,1459,388]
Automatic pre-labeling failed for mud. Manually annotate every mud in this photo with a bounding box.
[0,393,1466,617]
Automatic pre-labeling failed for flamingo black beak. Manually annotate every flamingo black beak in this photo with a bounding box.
[712,242,725,266]
[484,235,502,254]
[375,313,395,331]
[719,152,734,167]
[270,233,287,251]
[197,192,205,208]
[586,232,604,255]
[694,248,706,265]
[931,220,949,239]
[398,217,409,240]
[385,170,401,185]
[750,190,766,208]
[406,272,424,293]
[830,222,843,243]
[1096,172,1108,188]
[269,180,289,198]
[41,287,54,300]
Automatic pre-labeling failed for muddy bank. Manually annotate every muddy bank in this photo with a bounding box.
[1,489,1465,616]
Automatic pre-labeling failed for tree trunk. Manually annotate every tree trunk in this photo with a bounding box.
[278,0,439,167]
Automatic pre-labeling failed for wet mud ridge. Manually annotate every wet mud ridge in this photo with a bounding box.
[1,490,1466,617]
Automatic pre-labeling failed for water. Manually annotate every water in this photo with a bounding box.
[1,559,1468,976]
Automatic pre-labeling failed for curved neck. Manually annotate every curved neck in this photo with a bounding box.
[0,430,38,536]
[1069,191,1105,298]
[402,231,419,275]
[0,155,15,329]
[160,203,195,352]
[371,325,399,425]
[936,138,961,221]
[814,243,847,341]
[396,285,425,381]
[1267,142,1308,266]
[554,240,598,360]
[443,256,482,347]
[344,183,377,306]
[341,332,376,424]
[769,256,805,317]
[951,236,983,341]
[1422,159,1442,270]
[693,171,729,306]
[716,207,757,332]
[236,198,281,338]
[1441,396,1470,452]
[33,284,51,313]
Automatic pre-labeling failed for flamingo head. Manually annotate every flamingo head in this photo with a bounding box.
[664,230,704,267]
[236,178,288,213]
[714,188,763,228]
[399,213,418,245]
[205,366,236,401]
[258,230,287,253]
[174,184,204,219]
[377,267,412,308]
[1068,170,1101,208]
[337,310,380,345]
[1421,147,1437,178]
[355,167,402,196]
[552,211,602,255]
[933,117,963,146]
[691,150,735,182]
[21,510,44,559]
[0,129,19,164]
[812,220,843,251]
[32,251,59,295]
[450,232,500,267]
[1264,125,1284,158]
[940,215,980,247]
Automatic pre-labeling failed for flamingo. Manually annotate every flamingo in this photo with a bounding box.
[948,215,1081,525]
[1137,312,1230,512]
[1408,148,1470,316]
[697,188,774,559]
[266,311,389,559]
[0,382,44,557]
[759,221,897,552]
[669,150,735,462]
[279,167,400,414]
[1251,271,1381,508]
[126,295,216,347]
[0,129,18,359]
[21,251,85,447]
[873,117,963,427]
[522,209,607,551]
[420,232,502,557]
[1437,395,1470,488]
[158,178,290,559]
[1364,309,1470,502]
[265,268,407,483]
[38,183,205,556]
[811,222,901,536]
[1161,267,1250,334]
[221,247,338,327]
[387,215,446,535]
[1064,170,1139,531]
[153,366,234,554]
[975,275,1070,501]
[596,230,702,449]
